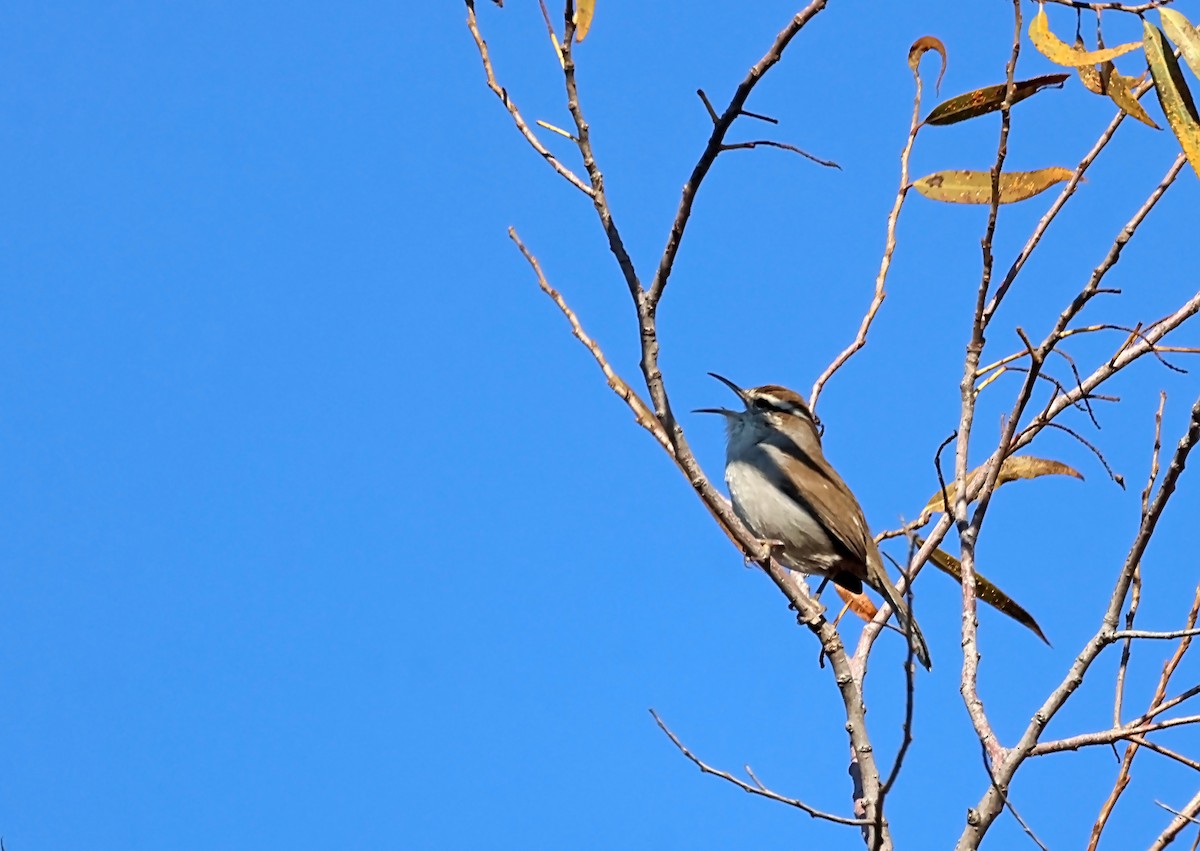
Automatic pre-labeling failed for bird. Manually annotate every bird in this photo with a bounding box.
[696,373,931,669]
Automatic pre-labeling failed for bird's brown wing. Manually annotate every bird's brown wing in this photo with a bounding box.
[762,435,876,570]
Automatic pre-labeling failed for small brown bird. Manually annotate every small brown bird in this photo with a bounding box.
[697,373,931,669]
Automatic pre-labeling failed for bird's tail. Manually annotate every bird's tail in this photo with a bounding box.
[870,559,932,670]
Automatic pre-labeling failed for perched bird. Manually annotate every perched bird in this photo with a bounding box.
[697,373,931,669]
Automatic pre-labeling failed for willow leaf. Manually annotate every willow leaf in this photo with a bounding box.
[1145,21,1200,179]
[925,455,1083,513]
[1160,8,1200,80]
[923,74,1069,126]
[574,0,594,42]
[924,544,1050,645]
[913,167,1074,204]
[1030,5,1141,66]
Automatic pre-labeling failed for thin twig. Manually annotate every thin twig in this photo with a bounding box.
[959,395,1200,849]
[1150,790,1200,851]
[1039,422,1123,486]
[955,1,1024,783]
[1127,736,1200,772]
[509,228,670,453]
[1111,627,1200,640]
[1043,0,1172,10]
[463,1,592,195]
[719,139,840,168]
[648,0,829,306]
[648,709,869,825]
[809,44,924,410]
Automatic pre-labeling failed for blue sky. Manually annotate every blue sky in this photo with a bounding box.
[2,2,1198,849]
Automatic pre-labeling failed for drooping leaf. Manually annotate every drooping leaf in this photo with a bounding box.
[1030,5,1142,67]
[1160,8,1200,80]
[923,74,1069,126]
[1145,21,1200,179]
[573,0,594,42]
[1101,62,1160,128]
[835,584,879,624]
[908,35,948,92]
[1075,36,1106,94]
[924,455,1084,513]
[913,167,1074,204]
[923,543,1050,645]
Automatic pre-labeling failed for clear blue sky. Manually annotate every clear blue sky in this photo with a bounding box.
[2,2,1198,849]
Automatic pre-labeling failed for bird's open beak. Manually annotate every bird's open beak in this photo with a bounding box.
[693,372,748,415]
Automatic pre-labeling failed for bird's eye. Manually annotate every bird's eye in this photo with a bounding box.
[753,398,775,411]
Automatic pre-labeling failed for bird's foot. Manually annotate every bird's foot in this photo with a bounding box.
[748,538,787,568]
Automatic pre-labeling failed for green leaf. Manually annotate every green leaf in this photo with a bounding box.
[1144,21,1200,179]
[923,74,1069,126]
[1160,8,1200,80]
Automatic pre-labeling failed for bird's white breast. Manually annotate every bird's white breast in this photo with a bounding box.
[725,447,837,574]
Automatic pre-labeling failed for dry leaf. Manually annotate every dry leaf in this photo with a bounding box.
[924,544,1050,645]
[574,0,594,42]
[835,585,879,623]
[1145,21,1200,179]
[1076,36,1106,94]
[923,74,1069,126]
[1030,5,1142,66]
[1101,62,1160,128]
[913,167,1074,204]
[908,35,947,91]
[1160,8,1200,80]
[925,455,1084,513]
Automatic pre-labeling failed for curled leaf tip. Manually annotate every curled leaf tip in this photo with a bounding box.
[909,35,947,92]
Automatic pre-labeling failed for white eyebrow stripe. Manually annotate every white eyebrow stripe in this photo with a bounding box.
[758,395,813,419]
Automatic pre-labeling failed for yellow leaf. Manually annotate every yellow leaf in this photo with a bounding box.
[1101,62,1160,129]
[925,455,1083,513]
[1030,5,1141,67]
[1075,36,1105,94]
[923,74,1069,126]
[834,585,878,624]
[908,35,947,91]
[1160,8,1200,80]
[1145,21,1200,179]
[913,167,1074,204]
[574,0,594,42]
[924,544,1050,645]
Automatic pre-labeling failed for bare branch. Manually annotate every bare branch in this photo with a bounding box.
[509,228,671,454]
[463,1,593,196]
[560,3,643,301]
[1031,714,1200,755]
[1042,0,1172,10]
[955,0,1024,780]
[958,395,1200,849]
[1127,736,1200,772]
[809,48,923,410]
[1111,627,1200,640]
[981,78,1156,325]
[1150,790,1200,851]
[719,139,840,168]
[648,0,830,306]
[648,709,869,826]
